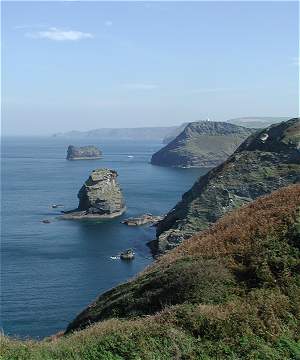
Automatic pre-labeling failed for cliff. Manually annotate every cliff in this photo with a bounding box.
[151,121,253,168]
[153,118,300,253]
[66,145,102,160]
[3,184,300,359]
[62,169,125,219]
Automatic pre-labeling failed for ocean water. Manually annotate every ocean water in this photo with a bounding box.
[1,137,209,339]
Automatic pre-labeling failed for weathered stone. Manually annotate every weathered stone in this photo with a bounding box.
[120,249,135,260]
[66,145,102,160]
[121,214,163,226]
[62,169,125,219]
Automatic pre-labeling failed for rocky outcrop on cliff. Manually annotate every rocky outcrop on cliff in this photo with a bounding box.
[152,118,300,254]
[151,121,254,168]
[66,145,102,160]
[62,169,125,219]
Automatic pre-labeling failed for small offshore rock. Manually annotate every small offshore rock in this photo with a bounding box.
[120,249,135,260]
[66,145,102,160]
[121,213,163,226]
[61,168,126,220]
[51,204,64,209]
[41,219,51,224]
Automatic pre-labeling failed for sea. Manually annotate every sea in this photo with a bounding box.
[1,137,209,339]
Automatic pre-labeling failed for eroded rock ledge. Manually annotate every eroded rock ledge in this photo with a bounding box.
[121,213,163,226]
[62,169,125,219]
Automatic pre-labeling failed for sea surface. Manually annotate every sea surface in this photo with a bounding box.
[1,137,209,339]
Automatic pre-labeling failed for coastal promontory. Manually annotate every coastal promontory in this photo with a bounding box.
[66,145,102,160]
[151,121,254,168]
[62,169,125,219]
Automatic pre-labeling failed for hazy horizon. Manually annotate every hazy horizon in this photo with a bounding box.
[2,1,299,136]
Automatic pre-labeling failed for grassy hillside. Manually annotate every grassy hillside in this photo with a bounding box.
[151,121,253,168]
[2,184,299,359]
[227,116,290,128]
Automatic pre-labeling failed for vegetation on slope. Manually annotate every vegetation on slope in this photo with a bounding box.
[154,118,300,254]
[3,185,298,359]
[151,121,253,168]
[227,116,290,128]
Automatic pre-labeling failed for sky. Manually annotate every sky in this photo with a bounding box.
[2,1,299,135]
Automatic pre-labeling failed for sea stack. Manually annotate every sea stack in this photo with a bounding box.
[62,169,126,219]
[66,145,102,160]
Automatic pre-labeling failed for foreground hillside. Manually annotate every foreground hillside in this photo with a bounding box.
[3,184,299,359]
[154,118,300,253]
[151,121,253,168]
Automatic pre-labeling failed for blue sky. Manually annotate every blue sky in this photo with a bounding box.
[2,1,299,135]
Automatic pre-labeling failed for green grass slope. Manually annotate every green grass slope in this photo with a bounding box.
[151,121,253,168]
[3,184,299,359]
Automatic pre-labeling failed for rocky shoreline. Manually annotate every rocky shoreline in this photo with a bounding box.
[121,213,163,226]
[61,208,126,220]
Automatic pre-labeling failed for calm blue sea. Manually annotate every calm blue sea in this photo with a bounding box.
[1,137,209,339]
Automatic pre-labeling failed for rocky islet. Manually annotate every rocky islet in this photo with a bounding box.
[66,145,102,160]
[62,169,126,219]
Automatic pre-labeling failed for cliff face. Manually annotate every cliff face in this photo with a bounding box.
[151,121,254,168]
[62,169,125,219]
[153,118,300,253]
[66,145,102,160]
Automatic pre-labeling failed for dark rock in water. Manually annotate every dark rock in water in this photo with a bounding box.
[121,213,163,226]
[66,145,102,160]
[51,204,64,209]
[151,121,254,168]
[120,249,135,260]
[152,118,300,254]
[41,219,51,224]
[61,169,126,219]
